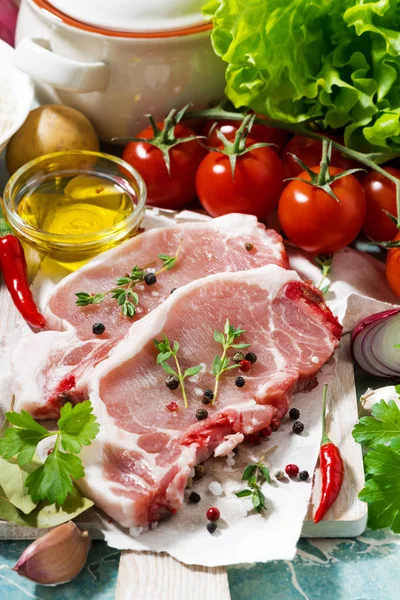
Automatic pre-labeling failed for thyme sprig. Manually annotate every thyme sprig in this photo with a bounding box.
[315,254,332,295]
[154,334,201,408]
[235,455,272,513]
[212,319,250,404]
[75,241,182,318]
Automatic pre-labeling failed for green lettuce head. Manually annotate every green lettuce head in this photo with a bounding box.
[203,0,400,153]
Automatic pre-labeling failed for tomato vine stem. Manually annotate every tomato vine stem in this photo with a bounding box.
[185,108,400,229]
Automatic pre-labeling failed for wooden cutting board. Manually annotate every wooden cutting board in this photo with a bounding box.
[0,264,366,600]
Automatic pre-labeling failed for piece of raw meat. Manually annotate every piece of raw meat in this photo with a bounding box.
[12,214,288,418]
[76,264,342,529]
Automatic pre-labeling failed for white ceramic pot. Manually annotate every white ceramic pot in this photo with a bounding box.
[14,0,226,141]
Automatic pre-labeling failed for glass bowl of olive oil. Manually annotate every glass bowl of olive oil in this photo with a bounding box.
[2,151,146,268]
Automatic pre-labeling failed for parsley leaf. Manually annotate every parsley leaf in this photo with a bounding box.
[358,445,400,533]
[26,448,84,506]
[58,400,100,454]
[0,411,51,467]
[352,400,400,447]
[0,401,99,506]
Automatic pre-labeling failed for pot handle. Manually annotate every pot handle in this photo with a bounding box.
[14,38,109,93]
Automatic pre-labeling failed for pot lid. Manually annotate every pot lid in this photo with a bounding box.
[45,0,209,33]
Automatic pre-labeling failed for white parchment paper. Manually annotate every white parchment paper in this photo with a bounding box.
[1,209,398,566]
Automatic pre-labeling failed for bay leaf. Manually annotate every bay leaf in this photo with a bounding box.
[0,457,39,514]
[0,484,93,528]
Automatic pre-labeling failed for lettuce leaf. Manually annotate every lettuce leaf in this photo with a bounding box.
[204,0,400,152]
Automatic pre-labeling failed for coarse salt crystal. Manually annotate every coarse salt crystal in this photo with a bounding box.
[189,374,200,383]
[194,387,203,397]
[226,457,235,467]
[208,481,223,496]
[151,291,159,297]
[311,356,319,364]
[200,362,207,373]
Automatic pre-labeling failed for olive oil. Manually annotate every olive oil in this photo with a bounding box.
[17,174,135,269]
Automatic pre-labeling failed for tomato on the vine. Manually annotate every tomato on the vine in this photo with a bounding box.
[196,139,284,221]
[122,117,206,210]
[203,115,289,153]
[278,166,366,253]
[386,232,400,296]
[361,167,400,242]
[282,135,359,180]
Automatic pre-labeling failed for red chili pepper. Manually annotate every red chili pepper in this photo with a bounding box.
[0,235,46,329]
[313,384,344,523]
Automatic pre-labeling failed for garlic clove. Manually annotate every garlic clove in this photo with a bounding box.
[13,521,90,586]
[360,386,400,415]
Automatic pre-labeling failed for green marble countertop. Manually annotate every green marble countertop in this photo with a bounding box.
[1,155,398,599]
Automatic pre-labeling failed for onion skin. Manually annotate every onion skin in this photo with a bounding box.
[351,309,400,376]
[351,309,400,343]
[13,522,90,586]
[386,232,400,297]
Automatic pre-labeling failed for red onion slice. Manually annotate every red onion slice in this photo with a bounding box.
[351,309,400,377]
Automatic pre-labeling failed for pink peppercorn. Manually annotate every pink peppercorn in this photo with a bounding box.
[285,464,299,477]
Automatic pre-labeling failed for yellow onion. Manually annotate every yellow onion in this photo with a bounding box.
[13,522,90,585]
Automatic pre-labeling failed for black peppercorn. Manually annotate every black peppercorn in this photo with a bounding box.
[289,408,300,420]
[245,352,257,364]
[207,522,217,534]
[292,421,304,434]
[299,470,309,481]
[144,272,157,285]
[188,491,201,503]
[245,242,254,251]
[196,408,209,421]
[92,322,105,335]
[166,375,179,390]
[235,376,245,388]
[202,389,214,404]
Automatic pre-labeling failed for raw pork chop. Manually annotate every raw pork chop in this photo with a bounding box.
[13,214,288,418]
[76,265,342,529]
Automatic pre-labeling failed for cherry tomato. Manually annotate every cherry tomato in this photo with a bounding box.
[282,135,359,180]
[122,123,206,210]
[278,166,366,253]
[196,139,284,221]
[203,115,289,153]
[361,167,400,241]
[386,232,400,296]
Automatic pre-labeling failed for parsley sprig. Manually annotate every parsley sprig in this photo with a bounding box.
[154,335,202,408]
[235,456,271,513]
[0,401,99,506]
[212,319,250,404]
[75,241,182,318]
[352,385,400,533]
